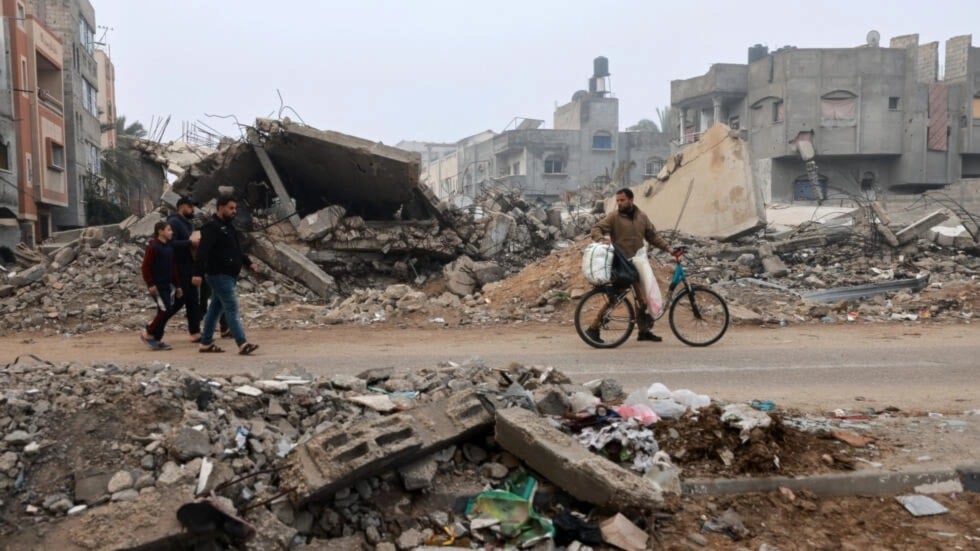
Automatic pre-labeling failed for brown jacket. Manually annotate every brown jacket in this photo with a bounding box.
[591,206,670,258]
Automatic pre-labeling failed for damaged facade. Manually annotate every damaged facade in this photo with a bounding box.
[414,57,671,205]
[672,33,980,204]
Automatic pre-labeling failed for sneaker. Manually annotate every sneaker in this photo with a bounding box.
[585,327,604,343]
[140,333,159,350]
[637,331,663,342]
[154,341,173,351]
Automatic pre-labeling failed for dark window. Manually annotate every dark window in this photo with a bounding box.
[0,140,8,171]
[544,157,564,174]
[48,140,65,170]
[772,100,785,123]
[888,97,900,110]
[592,131,613,149]
[645,157,665,176]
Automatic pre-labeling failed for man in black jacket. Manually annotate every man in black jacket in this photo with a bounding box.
[167,197,202,341]
[191,195,259,355]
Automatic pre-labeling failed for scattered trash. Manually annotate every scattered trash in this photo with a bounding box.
[895,495,949,517]
[465,473,554,547]
[750,400,776,412]
[702,507,750,540]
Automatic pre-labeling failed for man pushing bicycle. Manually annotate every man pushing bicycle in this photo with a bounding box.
[589,187,678,343]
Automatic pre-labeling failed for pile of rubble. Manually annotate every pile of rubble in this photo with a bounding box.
[0,353,878,549]
[482,218,979,327]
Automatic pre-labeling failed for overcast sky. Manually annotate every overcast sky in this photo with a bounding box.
[94,0,978,146]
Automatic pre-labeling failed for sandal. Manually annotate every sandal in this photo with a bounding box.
[189,334,201,343]
[199,343,224,353]
[238,343,259,356]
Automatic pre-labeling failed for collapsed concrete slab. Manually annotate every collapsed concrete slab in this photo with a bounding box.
[298,205,347,242]
[494,407,663,510]
[251,236,338,298]
[283,389,493,506]
[615,124,765,241]
[895,209,951,245]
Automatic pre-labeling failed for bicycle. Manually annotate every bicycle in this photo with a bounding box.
[574,246,730,348]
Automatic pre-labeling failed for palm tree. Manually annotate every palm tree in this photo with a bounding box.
[92,116,149,223]
[656,106,674,136]
[627,118,660,133]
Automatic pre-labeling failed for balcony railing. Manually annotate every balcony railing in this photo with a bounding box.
[37,88,63,114]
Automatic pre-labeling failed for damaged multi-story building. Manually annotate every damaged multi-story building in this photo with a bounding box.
[671,32,980,204]
[24,0,102,231]
[412,58,671,205]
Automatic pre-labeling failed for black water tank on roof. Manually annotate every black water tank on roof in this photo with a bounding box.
[593,56,610,77]
[748,44,769,64]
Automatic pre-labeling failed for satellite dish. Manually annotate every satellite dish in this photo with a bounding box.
[867,30,880,47]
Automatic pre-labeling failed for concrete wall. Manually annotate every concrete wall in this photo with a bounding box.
[0,20,19,251]
[95,49,115,149]
[677,35,980,203]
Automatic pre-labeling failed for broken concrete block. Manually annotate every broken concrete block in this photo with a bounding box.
[479,212,515,257]
[600,513,648,551]
[51,245,78,269]
[399,456,438,491]
[8,264,46,287]
[472,260,505,286]
[297,205,347,242]
[79,224,122,247]
[443,255,477,296]
[172,427,211,461]
[494,407,663,510]
[876,223,901,248]
[251,236,337,298]
[895,209,950,245]
[124,212,164,241]
[757,243,788,278]
[284,389,492,505]
[0,285,13,298]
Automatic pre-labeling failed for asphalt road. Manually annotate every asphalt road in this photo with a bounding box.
[3,322,977,413]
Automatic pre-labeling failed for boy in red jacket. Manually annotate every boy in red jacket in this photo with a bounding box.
[140,221,184,350]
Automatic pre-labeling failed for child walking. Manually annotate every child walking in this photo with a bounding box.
[141,221,185,350]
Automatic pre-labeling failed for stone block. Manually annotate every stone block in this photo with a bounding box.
[284,389,492,505]
[9,264,46,287]
[895,209,950,245]
[124,213,165,241]
[399,456,438,491]
[443,255,477,296]
[297,205,347,242]
[494,407,662,510]
[252,236,337,298]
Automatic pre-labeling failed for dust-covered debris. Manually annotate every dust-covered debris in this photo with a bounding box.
[0,353,923,549]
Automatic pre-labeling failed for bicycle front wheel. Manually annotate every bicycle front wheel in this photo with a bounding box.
[669,285,729,347]
[574,287,635,349]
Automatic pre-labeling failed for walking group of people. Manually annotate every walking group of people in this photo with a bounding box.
[139,195,259,355]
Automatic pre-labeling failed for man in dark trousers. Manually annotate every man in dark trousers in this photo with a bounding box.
[167,197,202,342]
[589,187,677,343]
[191,195,259,355]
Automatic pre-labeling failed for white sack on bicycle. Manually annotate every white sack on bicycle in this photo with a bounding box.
[581,242,614,285]
[631,246,663,317]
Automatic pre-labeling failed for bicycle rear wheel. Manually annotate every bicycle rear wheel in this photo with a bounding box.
[669,285,729,347]
[574,287,635,349]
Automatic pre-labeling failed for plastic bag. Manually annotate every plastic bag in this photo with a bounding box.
[631,246,663,317]
[644,451,682,494]
[581,243,614,285]
[610,245,639,287]
[614,403,660,426]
